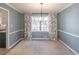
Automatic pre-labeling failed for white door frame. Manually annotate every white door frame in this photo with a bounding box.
[0,7,9,49]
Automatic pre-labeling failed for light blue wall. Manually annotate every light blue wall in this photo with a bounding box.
[57,4,79,54]
[0,3,24,47]
[32,32,49,38]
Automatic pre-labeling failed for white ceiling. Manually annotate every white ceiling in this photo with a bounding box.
[9,3,70,14]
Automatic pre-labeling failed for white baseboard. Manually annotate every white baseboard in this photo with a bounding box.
[31,38,50,41]
[32,38,49,40]
[8,38,24,49]
[59,39,79,55]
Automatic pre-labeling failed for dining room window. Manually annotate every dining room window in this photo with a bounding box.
[31,16,49,32]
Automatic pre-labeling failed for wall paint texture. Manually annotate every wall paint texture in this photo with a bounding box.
[32,32,49,38]
[57,3,79,54]
[0,3,24,47]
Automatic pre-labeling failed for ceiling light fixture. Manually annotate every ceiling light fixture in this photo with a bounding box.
[39,3,43,21]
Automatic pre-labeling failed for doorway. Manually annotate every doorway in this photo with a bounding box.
[0,7,9,49]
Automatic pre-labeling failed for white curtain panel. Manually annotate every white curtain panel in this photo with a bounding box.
[49,14,57,40]
[24,15,32,40]
[24,14,57,40]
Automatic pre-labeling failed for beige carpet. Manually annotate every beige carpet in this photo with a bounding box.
[6,40,74,55]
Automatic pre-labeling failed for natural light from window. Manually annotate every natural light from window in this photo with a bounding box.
[31,16,49,32]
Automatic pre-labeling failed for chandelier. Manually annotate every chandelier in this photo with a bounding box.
[39,3,43,21]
